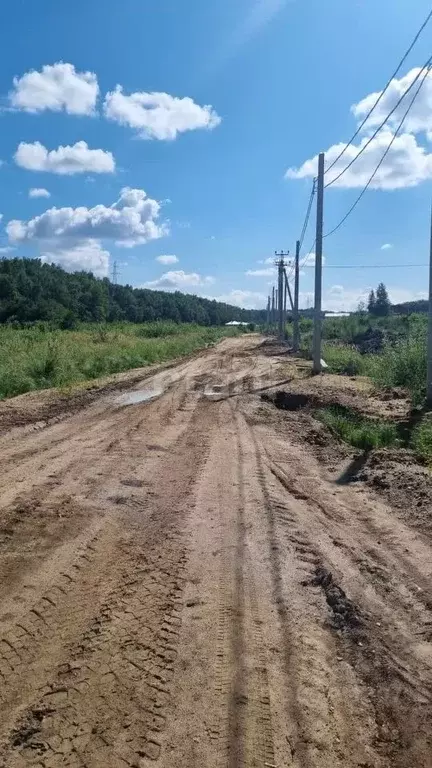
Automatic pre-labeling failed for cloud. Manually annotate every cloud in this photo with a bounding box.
[0,213,3,222]
[287,131,432,190]
[29,187,51,199]
[156,254,179,265]
[41,240,110,278]
[0,246,14,253]
[381,243,393,250]
[316,284,428,313]
[352,67,432,137]
[16,141,115,175]
[246,267,275,277]
[302,252,326,267]
[211,289,267,309]
[286,66,432,191]
[104,87,221,140]
[10,62,99,115]
[144,270,214,289]
[7,187,166,248]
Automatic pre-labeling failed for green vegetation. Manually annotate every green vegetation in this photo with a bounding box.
[411,417,432,465]
[0,258,265,327]
[321,345,366,376]
[316,304,428,405]
[316,406,399,452]
[0,322,244,400]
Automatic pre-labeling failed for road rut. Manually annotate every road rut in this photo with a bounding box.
[0,336,430,767]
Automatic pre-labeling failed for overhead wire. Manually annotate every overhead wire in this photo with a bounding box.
[324,5,432,176]
[286,179,317,281]
[324,56,432,189]
[323,63,431,240]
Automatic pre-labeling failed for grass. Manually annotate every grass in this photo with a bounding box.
[411,416,432,465]
[367,337,427,406]
[0,322,245,400]
[321,344,367,376]
[316,405,399,452]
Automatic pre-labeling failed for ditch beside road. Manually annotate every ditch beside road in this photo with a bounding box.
[0,335,431,768]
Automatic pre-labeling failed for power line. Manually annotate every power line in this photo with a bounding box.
[323,64,431,240]
[324,56,432,189]
[324,5,432,176]
[287,180,317,281]
[299,179,316,250]
[319,263,428,269]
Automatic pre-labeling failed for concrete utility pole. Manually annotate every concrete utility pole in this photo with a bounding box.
[271,286,276,331]
[312,152,325,374]
[266,295,271,329]
[427,201,432,404]
[293,239,300,352]
[283,269,294,313]
[275,251,289,340]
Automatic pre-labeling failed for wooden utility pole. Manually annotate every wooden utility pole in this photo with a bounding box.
[293,239,300,352]
[427,201,432,404]
[312,153,325,374]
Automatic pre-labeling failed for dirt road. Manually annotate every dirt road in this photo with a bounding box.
[0,336,431,767]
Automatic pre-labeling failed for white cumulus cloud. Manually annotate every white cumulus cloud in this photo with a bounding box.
[320,284,427,313]
[246,267,275,277]
[104,87,221,140]
[41,240,110,278]
[211,289,267,309]
[29,187,51,198]
[7,186,166,248]
[16,141,115,175]
[10,62,99,115]
[352,67,432,137]
[286,131,432,190]
[381,243,393,250]
[302,252,326,267]
[144,270,214,289]
[286,65,432,191]
[156,254,179,265]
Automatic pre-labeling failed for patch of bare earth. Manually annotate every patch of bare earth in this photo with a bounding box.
[0,337,430,767]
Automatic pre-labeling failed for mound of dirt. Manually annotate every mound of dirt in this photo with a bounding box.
[357,450,432,532]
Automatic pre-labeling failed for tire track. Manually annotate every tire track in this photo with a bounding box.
[0,400,217,767]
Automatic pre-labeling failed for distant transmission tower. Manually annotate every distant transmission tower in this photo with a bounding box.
[111,261,119,285]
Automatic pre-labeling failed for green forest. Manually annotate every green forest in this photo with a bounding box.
[0,258,266,327]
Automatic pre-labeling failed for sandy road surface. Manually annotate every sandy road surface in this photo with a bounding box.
[0,336,431,768]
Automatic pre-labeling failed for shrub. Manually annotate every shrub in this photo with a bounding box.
[322,344,367,376]
[368,336,426,405]
[411,416,432,464]
[316,406,399,452]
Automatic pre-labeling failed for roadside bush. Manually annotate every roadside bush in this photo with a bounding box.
[322,344,367,376]
[368,336,426,405]
[411,416,432,465]
[316,406,399,452]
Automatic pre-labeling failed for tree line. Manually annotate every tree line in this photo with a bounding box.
[0,258,266,327]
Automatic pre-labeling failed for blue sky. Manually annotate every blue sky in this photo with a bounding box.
[0,0,431,310]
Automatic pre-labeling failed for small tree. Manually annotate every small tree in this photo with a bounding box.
[368,290,376,314]
[374,282,391,317]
